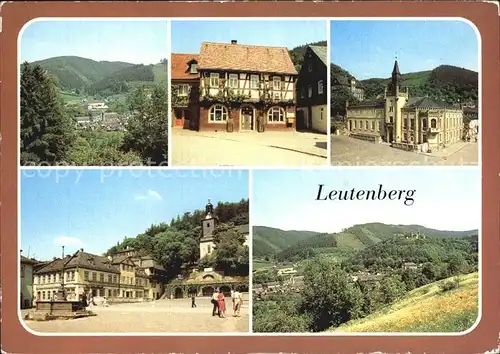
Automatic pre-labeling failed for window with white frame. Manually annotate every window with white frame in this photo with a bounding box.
[318,80,324,95]
[178,84,189,96]
[250,75,259,89]
[229,74,238,88]
[210,73,219,88]
[209,104,228,122]
[267,106,285,123]
[273,77,281,90]
[308,86,313,98]
[300,88,305,98]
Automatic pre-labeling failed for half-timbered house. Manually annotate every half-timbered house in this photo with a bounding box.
[173,40,299,132]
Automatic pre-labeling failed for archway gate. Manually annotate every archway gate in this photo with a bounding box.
[165,280,248,299]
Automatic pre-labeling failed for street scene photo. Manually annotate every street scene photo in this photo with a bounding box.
[252,168,479,333]
[330,20,479,166]
[20,20,169,166]
[170,20,328,166]
[20,169,250,333]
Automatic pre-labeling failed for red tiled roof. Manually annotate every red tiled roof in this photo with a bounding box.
[171,53,200,80]
[198,41,298,75]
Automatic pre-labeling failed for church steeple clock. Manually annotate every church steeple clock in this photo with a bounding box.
[200,199,217,260]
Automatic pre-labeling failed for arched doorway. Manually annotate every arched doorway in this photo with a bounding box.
[219,285,231,297]
[201,286,215,297]
[174,287,184,299]
[202,274,215,281]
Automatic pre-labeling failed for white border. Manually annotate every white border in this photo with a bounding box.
[16,16,482,338]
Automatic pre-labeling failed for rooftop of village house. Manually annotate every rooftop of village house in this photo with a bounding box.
[197,40,298,75]
[308,45,328,66]
[171,53,200,80]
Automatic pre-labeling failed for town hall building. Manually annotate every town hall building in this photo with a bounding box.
[346,60,464,152]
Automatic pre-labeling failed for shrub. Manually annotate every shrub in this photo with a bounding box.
[440,277,460,292]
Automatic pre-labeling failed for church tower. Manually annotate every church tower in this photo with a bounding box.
[384,58,409,143]
[199,200,217,261]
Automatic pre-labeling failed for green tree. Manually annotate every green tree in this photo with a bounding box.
[301,256,364,331]
[123,85,168,165]
[379,275,406,304]
[20,62,74,165]
[212,223,248,274]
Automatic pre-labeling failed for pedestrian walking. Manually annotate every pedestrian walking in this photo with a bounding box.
[217,290,226,318]
[191,295,197,308]
[233,290,243,317]
[211,289,219,316]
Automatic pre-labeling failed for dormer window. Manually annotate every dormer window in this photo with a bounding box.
[189,63,198,74]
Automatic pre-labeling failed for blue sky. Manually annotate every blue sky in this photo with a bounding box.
[330,20,478,79]
[171,20,326,53]
[20,20,168,64]
[20,169,248,260]
[252,168,480,233]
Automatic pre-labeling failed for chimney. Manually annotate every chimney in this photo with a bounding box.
[231,40,237,44]
[79,248,84,252]
[53,257,57,261]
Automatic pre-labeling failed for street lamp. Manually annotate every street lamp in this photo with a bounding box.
[60,246,66,301]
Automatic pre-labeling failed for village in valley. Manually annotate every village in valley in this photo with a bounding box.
[170,20,328,166]
[20,170,250,333]
[20,20,169,167]
[329,20,479,166]
[251,169,479,333]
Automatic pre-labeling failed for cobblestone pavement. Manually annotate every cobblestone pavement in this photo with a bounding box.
[22,298,249,333]
[172,129,328,166]
[331,136,479,166]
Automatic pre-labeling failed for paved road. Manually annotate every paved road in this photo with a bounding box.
[22,298,249,333]
[172,129,328,166]
[331,136,479,166]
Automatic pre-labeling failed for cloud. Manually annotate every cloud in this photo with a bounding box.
[134,189,163,201]
[53,236,85,247]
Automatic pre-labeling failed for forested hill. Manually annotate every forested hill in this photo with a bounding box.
[289,41,328,71]
[253,226,319,258]
[29,56,167,96]
[106,199,249,257]
[262,223,477,262]
[360,65,478,105]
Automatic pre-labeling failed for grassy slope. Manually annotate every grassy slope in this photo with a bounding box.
[331,272,479,333]
[253,226,318,257]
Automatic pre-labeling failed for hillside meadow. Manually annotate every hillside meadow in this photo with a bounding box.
[332,272,479,333]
